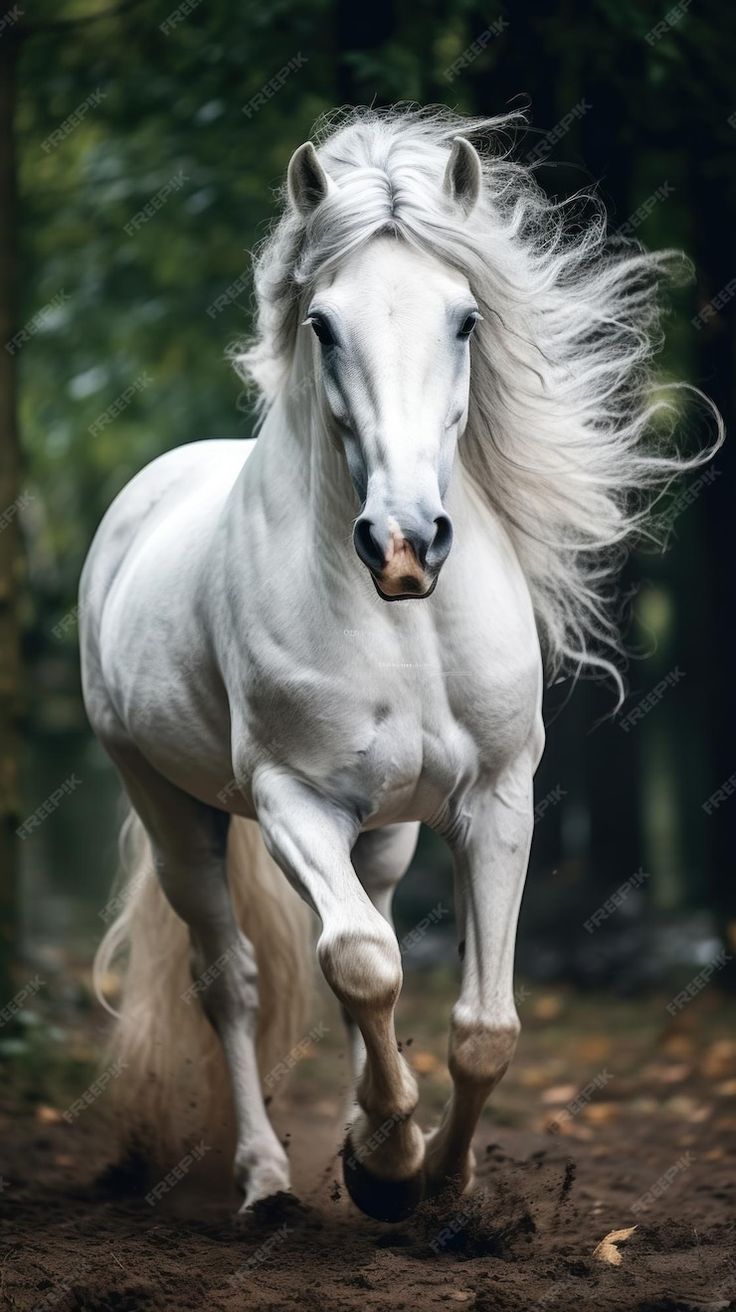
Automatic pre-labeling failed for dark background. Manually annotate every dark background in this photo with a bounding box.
[1,0,734,1005]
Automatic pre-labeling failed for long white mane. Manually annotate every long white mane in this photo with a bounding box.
[235,106,722,695]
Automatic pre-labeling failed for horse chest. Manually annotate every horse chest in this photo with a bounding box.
[243,621,536,824]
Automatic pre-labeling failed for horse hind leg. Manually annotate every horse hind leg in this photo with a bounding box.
[98,744,291,1212]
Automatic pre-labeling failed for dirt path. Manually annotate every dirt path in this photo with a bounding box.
[1,985,734,1311]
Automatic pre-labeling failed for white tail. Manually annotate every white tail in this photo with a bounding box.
[93,809,314,1162]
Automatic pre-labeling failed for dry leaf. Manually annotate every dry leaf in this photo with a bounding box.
[582,1101,619,1125]
[36,1105,63,1125]
[519,1062,562,1089]
[650,1063,691,1084]
[541,1083,577,1106]
[532,994,563,1021]
[593,1225,637,1265]
[576,1036,612,1062]
[411,1049,440,1074]
[661,1034,694,1059]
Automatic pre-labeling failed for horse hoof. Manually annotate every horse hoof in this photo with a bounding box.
[342,1134,424,1222]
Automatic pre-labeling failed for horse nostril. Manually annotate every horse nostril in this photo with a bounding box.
[428,513,453,568]
[353,517,385,573]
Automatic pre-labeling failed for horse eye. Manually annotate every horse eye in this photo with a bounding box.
[308,314,335,347]
[458,312,479,340]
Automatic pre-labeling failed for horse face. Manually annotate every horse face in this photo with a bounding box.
[305,237,478,600]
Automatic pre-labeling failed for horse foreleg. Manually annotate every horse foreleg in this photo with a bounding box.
[424,754,535,1197]
[255,772,424,1221]
[342,824,420,1086]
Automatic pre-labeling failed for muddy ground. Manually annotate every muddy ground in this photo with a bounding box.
[1,976,734,1311]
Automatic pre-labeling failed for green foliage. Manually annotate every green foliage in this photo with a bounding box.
[12,2,736,929]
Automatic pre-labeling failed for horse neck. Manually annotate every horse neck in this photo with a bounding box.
[246,376,359,576]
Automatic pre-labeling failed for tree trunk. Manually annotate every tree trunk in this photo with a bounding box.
[0,32,22,1003]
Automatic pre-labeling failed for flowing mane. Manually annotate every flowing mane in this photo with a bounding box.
[235,106,722,695]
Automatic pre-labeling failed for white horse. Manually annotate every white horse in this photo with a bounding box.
[83,108,718,1221]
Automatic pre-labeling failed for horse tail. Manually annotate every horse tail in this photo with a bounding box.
[93,808,314,1162]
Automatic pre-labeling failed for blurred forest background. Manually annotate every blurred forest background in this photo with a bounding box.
[1,0,735,1013]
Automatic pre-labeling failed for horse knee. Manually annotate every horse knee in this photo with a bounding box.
[318,921,402,1015]
[449,1009,520,1089]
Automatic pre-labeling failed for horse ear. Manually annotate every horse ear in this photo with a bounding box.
[287,141,335,217]
[443,137,482,215]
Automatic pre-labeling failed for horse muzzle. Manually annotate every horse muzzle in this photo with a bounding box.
[353,511,453,601]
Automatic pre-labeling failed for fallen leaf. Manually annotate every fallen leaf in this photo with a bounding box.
[648,1063,691,1084]
[592,1226,637,1266]
[582,1102,619,1125]
[576,1036,612,1062]
[411,1050,440,1074]
[519,1062,563,1089]
[36,1105,63,1125]
[666,1095,711,1123]
[541,1084,577,1106]
[660,1034,694,1059]
[532,995,563,1021]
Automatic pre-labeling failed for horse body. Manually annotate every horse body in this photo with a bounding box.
[84,108,718,1221]
[83,422,540,827]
